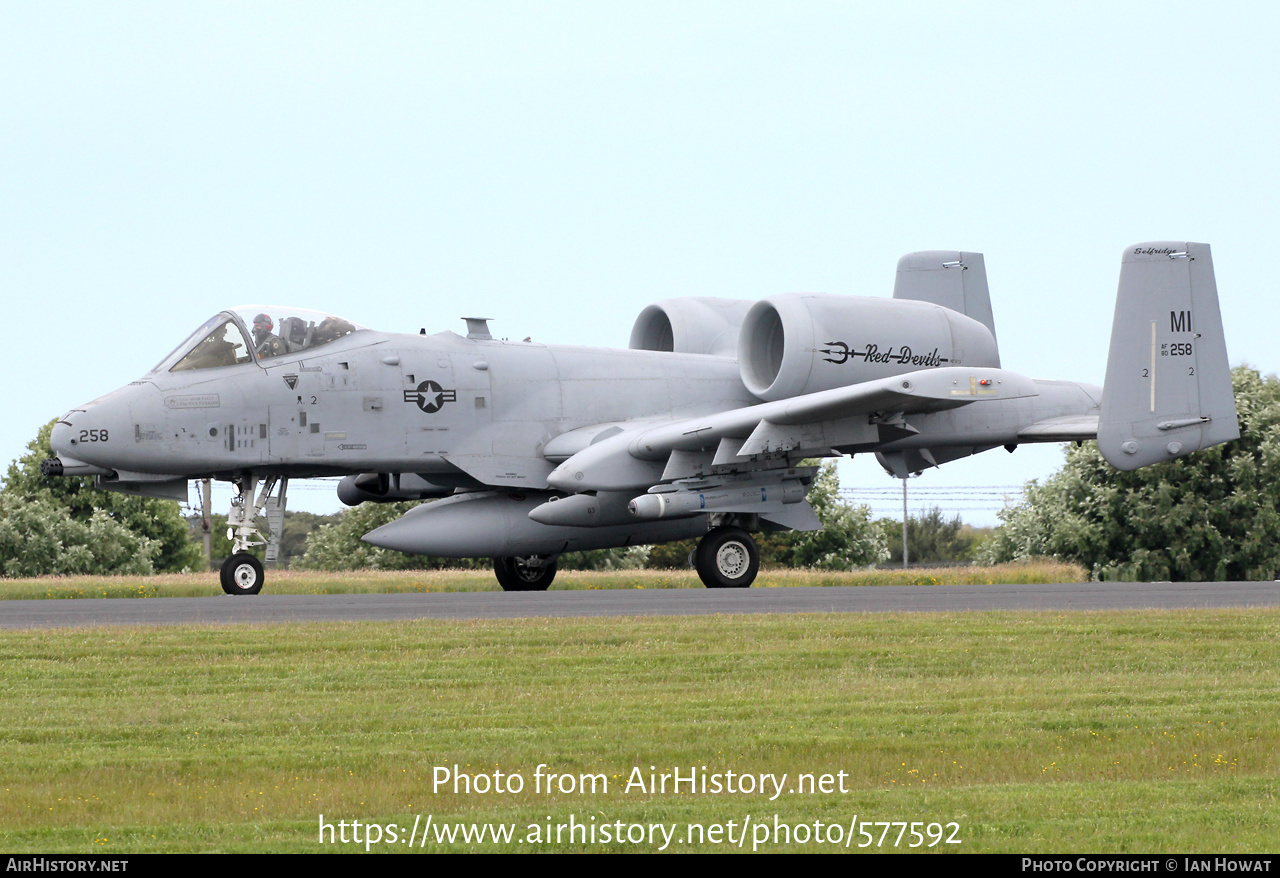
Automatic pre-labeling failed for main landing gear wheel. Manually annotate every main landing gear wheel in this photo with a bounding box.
[220,552,265,595]
[695,526,759,588]
[493,556,557,591]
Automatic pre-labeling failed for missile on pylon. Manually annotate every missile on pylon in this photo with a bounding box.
[628,480,808,521]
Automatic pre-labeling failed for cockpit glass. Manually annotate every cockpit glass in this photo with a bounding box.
[169,319,253,372]
[151,316,220,373]
[232,306,365,362]
[151,307,368,373]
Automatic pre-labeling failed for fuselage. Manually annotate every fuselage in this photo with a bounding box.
[50,326,754,481]
[50,320,1100,487]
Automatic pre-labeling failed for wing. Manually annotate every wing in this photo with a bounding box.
[547,366,1039,492]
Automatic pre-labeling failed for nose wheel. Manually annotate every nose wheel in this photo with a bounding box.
[695,526,759,588]
[221,553,265,595]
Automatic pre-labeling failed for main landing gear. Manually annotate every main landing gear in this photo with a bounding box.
[694,526,760,588]
[493,555,558,591]
[219,475,287,596]
[490,527,761,592]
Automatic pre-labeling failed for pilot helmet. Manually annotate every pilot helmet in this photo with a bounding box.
[253,313,273,333]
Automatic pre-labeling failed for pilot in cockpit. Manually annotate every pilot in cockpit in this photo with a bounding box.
[252,313,287,360]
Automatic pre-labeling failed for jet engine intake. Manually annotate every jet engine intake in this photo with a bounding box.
[737,294,1000,401]
[629,297,754,357]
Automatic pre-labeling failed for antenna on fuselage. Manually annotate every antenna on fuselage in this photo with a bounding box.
[462,317,493,340]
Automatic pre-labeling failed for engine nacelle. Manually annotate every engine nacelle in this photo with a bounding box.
[737,294,1000,401]
[629,297,754,357]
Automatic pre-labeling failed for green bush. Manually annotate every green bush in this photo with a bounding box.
[0,495,158,577]
[980,366,1280,581]
[1,420,203,575]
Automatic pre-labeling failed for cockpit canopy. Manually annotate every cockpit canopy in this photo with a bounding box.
[153,307,366,373]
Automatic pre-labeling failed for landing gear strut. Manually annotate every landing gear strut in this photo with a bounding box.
[219,475,287,596]
[695,526,759,588]
[493,555,558,591]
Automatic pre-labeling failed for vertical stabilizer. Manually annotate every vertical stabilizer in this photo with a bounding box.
[1098,242,1238,470]
[893,250,998,364]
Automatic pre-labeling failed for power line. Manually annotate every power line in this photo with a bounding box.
[840,487,1026,496]
[838,484,1029,518]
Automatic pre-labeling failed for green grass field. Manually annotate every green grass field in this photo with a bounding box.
[0,601,1275,853]
[0,560,1087,600]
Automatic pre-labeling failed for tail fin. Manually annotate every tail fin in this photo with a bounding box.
[1098,242,1239,470]
[894,250,998,364]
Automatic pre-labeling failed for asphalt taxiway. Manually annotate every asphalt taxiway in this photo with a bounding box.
[0,581,1276,629]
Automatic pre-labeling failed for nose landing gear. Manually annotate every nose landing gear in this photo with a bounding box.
[221,553,265,595]
[219,475,287,596]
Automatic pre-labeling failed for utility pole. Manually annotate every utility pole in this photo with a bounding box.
[902,476,909,569]
[200,478,213,569]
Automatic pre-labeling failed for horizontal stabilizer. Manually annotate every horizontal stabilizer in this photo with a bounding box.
[1098,242,1238,470]
[1017,414,1099,442]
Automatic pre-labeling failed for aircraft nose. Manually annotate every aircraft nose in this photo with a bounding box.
[44,412,115,478]
[48,384,147,467]
[49,419,76,458]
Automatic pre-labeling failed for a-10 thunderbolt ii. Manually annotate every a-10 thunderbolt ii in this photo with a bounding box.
[42,242,1238,595]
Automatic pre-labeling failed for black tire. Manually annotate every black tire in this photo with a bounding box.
[220,552,265,595]
[694,527,759,588]
[493,556,557,591]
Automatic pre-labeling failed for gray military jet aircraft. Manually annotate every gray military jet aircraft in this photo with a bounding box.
[43,242,1238,594]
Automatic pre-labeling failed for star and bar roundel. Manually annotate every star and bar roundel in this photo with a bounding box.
[403,380,457,414]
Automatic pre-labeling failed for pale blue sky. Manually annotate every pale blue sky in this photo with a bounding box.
[4,2,1276,523]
